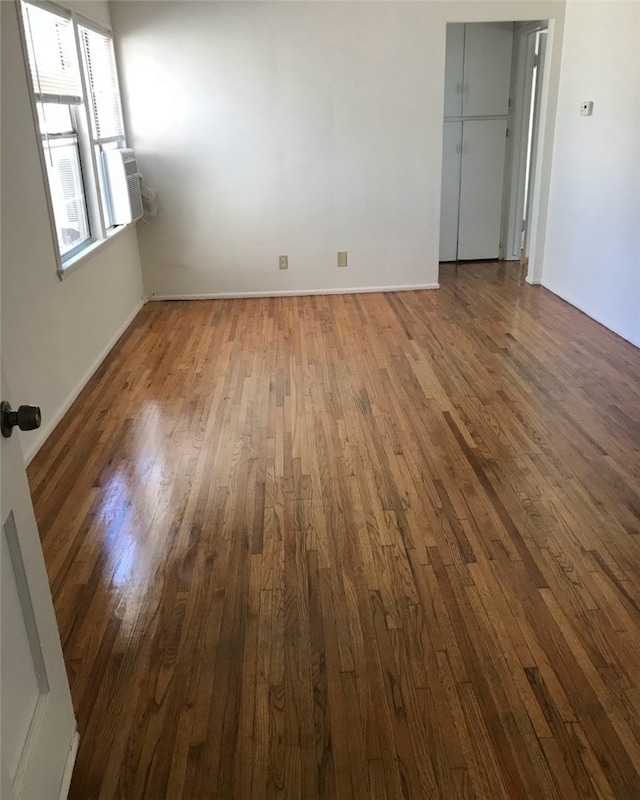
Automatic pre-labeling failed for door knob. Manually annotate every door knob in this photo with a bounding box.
[1,401,41,438]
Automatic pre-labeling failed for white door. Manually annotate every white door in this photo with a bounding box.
[439,121,463,261]
[458,119,508,260]
[463,22,514,117]
[0,371,78,800]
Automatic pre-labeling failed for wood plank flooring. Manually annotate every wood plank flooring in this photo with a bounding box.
[28,262,640,799]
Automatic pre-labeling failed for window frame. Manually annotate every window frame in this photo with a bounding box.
[17,0,131,279]
[37,102,92,260]
[78,19,128,231]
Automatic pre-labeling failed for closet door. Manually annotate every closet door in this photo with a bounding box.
[439,121,463,261]
[463,23,513,116]
[443,24,465,118]
[458,119,507,260]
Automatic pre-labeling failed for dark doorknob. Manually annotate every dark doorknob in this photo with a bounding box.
[1,401,41,438]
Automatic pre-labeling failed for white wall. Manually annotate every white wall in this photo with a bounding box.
[1,0,145,462]
[542,0,640,347]
[110,0,565,300]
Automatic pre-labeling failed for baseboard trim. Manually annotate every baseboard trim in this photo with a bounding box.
[57,730,80,800]
[542,280,640,349]
[149,283,440,301]
[23,300,145,465]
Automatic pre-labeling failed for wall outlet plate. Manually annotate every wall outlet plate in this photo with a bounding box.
[279,255,288,270]
[337,251,348,268]
[580,100,594,117]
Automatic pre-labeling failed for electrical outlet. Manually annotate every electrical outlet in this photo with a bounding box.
[580,100,594,117]
[279,255,288,270]
[337,251,348,268]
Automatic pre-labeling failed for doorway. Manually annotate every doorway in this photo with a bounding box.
[438,19,550,276]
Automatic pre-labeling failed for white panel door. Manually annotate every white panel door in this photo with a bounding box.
[0,369,78,800]
[443,24,465,118]
[463,23,514,117]
[458,119,508,260]
[439,121,463,261]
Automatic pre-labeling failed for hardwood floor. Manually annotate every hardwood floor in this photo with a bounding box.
[28,262,640,799]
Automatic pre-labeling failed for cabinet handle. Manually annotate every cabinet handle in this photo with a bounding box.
[456,83,463,94]
[463,83,470,97]
[456,143,462,154]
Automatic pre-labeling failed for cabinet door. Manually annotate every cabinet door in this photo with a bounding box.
[443,24,465,118]
[463,23,513,117]
[458,119,507,260]
[439,121,463,261]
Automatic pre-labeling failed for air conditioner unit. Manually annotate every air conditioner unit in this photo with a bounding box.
[103,148,143,225]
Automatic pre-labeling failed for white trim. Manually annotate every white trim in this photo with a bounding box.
[541,280,640,349]
[23,300,145,465]
[515,20,548,36]
[148,283,440,302]
[25,0,71,20]
[74,11,111,37]
[525,18,557,285]
[56,730,79,800]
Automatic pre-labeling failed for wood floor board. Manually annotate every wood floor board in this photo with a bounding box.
[28,262,640,798]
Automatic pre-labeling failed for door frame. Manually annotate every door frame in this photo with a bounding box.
[522,16,558,285]
[503,21,549,263]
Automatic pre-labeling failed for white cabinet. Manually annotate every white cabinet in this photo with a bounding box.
[443,25,465,118]
[439,22,513,262]
[440,121,463,261]
[439,120,508,262]
[458,120,508,260]
[463,23,514,117]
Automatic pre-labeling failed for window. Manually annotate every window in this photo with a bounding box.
[37,102,91,257]
[79,24,126,228]
[20,1,127,273]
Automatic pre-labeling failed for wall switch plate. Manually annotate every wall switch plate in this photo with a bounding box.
[580,101,594,117]
[337,251,348,268]
[279,255,288,270]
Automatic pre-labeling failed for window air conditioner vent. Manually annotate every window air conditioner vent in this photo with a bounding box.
[103,147,143,225]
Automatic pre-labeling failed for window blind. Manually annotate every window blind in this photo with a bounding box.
[23,2,82,103]
[80,26,124,142]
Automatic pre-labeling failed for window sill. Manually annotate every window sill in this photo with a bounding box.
[57,222,135,280]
